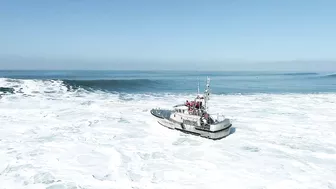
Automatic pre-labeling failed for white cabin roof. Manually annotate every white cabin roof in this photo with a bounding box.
[174,105,189,110]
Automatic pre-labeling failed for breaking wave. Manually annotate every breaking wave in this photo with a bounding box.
[282,72,318,76]
[323,73,336,78]
[62,79,165,92]
[169,72,320,77]
[0,78,171,96]
[1,73,336,96]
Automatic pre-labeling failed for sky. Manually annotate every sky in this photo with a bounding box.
[1,0,336,71]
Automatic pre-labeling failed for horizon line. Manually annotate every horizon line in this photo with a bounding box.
[0,69,332,73]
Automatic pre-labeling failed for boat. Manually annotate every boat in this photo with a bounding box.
[150,77,232,140]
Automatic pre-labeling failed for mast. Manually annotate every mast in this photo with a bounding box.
[197,77,200,94]
[204,76,211,112]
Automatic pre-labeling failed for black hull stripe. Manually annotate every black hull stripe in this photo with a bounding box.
[157,121,231,140]
[195,124,232,133]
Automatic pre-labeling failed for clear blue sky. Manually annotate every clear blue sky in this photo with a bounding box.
[1,0,336,71]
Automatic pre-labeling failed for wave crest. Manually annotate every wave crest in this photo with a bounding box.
[282,72,318,76]
[0,78,166,96]
[62,79,164,92]
[324,73,336,78]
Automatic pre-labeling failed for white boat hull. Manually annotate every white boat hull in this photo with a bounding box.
[151,109,232,140]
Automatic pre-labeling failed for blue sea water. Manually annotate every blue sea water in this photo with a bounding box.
[0,70,336,94]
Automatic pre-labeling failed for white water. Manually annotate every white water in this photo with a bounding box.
[1,78,336,189]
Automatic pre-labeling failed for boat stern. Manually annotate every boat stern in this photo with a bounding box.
[202,120,232,140]
[209,118,232,132]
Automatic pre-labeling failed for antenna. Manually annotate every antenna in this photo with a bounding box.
[197,77,200,94]
[205,77,210,99]
[204,76,211,112]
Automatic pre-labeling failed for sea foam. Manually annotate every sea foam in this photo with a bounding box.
[0,78,336,189]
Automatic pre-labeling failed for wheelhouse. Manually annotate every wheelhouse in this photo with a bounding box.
[174,105,189,114]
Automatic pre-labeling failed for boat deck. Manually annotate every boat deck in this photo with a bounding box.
[150,109,172,119]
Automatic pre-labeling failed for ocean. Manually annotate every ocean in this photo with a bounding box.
[0,70,336,189]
